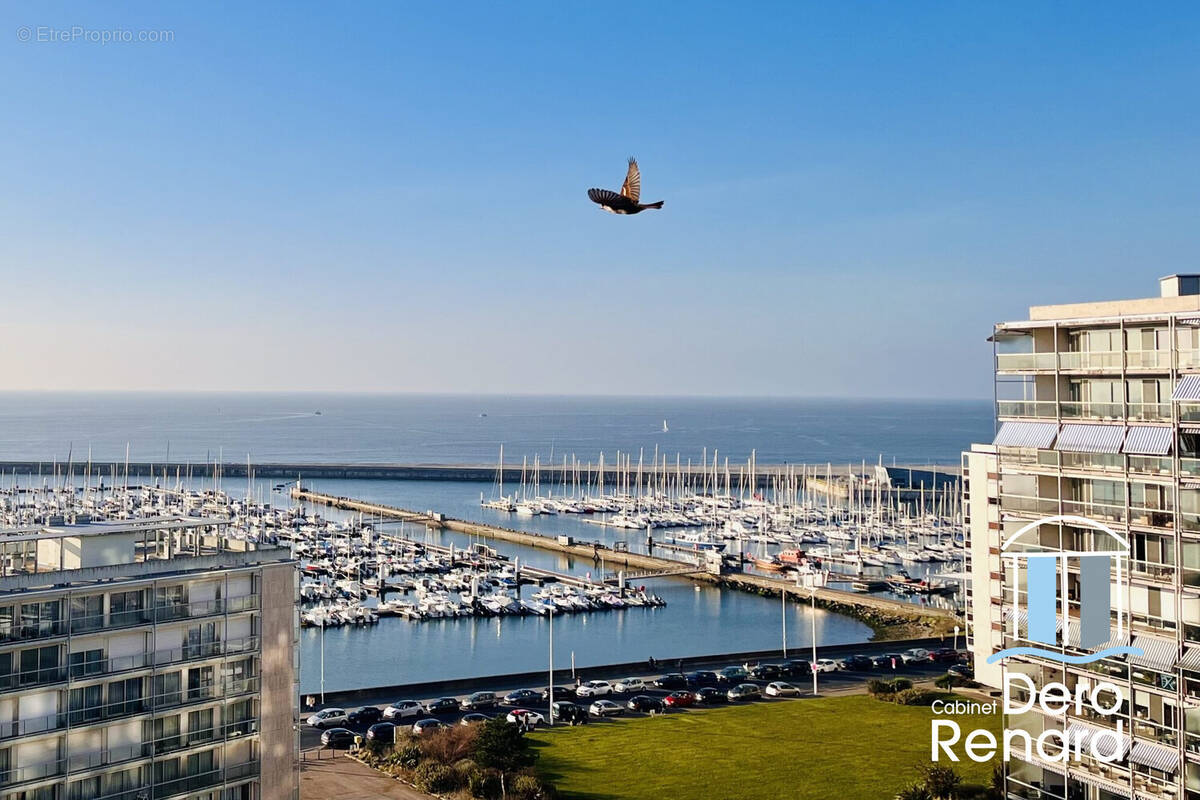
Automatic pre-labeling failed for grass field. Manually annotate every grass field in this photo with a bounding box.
[529,695,1001,800]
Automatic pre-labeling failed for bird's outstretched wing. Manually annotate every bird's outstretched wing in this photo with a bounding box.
[588,188,625,206]
[620,158,641,203]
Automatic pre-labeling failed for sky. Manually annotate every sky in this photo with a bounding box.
[1,2,1197,398]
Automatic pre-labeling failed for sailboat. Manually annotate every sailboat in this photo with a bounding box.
[662,420,669,433]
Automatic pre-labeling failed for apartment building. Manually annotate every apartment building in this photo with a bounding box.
[964,275,1200,800]
[0,516,297,800]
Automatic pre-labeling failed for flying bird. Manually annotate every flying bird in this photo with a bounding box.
[587,158,664,214]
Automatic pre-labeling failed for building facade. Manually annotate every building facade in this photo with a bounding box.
[0,517,298,800]
[965,275,1200,799]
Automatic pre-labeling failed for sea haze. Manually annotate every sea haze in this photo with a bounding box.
[0,393,991,466]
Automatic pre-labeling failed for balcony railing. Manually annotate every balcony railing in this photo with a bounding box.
[1061,400,1124,419]
[1126,350,1174,369]
[0,635,259,696]
[996,352,1057,371]
[1129,455,1173,476]
[1127,401,1172,421]
[154,761,259,800]
[1059,351,1123,370]
[0,594,259,645]
[997,400,1057,419]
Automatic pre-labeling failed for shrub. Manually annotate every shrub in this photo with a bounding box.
[412,762,460,794]
[511,773,550,800]
[866,678,894,695]
[421,725,479,765]
[894,784,932,800]
[889,677,913,692]
[893,688,940,706]
[921,765,962,799]
[468,769,503,799]
[472,718,537,773]
[396,741,423,769]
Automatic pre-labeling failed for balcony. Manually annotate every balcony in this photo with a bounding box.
[1126,350,1174,370]
[1129,455,1173,476]
[997,400,1057,419]
[996,352,1057,371]
[1059,351,1123,370]
[1061,400,1125,420]
[154,760,259,800]
[1128,402,1173,421]
[0,594,259,645]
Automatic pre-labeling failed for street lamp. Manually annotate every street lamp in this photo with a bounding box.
[548,605,555,726]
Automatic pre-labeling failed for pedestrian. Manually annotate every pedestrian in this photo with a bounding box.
[648,656,656,670]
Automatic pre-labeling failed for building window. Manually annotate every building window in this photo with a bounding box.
[19,600,62,638]
[68,649,105,678]
[107,677,144,716]
[186,749,215,780]
[69,595,103,633]
[66,776,101,800]
[187,666,214,701]
[155,585,188,621]
[0,605,13,641]
[109,590,146,626]
[68,683,104,724]
[185,623,218,659]
[19,645,60,686]
[153,672,182,708]
[153,715,181,754]
[153,757,181,786]
[188,708,214,744]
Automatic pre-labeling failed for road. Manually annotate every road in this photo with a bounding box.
[300,644,965,751]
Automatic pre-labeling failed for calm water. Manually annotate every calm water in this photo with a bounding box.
[0,393,989,693]
[0,393,990,466]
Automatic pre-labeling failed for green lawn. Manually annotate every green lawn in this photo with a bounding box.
[529,695,1000,800]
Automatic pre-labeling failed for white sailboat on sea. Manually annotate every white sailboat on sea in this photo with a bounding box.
[662,420,669,433]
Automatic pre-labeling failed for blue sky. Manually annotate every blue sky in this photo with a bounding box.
[1,2,1197,397]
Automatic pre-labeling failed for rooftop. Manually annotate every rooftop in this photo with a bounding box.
[1005,274,1200,326]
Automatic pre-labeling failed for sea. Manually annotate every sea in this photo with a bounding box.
[0,393,993,692]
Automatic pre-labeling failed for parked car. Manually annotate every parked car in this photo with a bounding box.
[871,655,896,670]
[412,718,444,736]
[505,709,545,726]
[765,682,799,697]
[693,687,727,705]
[460,692,499,710]
[504,689,542,705]
[588,700,623,717]
[626,695,665,713]
[948,664,975,679]
[717,666,749,684]
[779,659,810,678]
[320,727,356,748]
[382,700,422,721]
[460,713,491,726]
[652,673,688,689]
[664,691,694,708]
[306,708,348,729]
[749,663,782,680]
[685,670,720,688]
[727,683,762,701]
[882,653,906,669]
[613,677,646,693]
[840,654,874,671]
[347,706,383,726]
[365,722,396,742]
[575,680,613,698]
[902,648,930,663]
[541,686,575,702]
[814,659,840,673]
[551,701,589,724]
[424,697,461,715]
[930,648,960,664]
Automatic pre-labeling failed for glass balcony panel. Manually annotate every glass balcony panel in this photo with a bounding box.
[1125,350,1173,369]
[1060,400,1124,419]
[996,352,1057,371]
[997,400,1057,419]
[1127,401,1172,421]
[1129,455,1172,475]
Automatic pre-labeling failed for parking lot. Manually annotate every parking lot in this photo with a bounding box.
[300,644,968,751]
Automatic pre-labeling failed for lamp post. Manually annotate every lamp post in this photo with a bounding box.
[781,588,788,659]
[320,617,326,704]
[548,606,555,726]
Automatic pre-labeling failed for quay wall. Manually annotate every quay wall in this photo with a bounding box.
[309,637,951,708]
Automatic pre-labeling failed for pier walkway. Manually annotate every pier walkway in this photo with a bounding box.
[290,488,958,626]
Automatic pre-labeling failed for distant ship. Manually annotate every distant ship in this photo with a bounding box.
[314,411,322,416]
[662,420,669,433]
[480,413,488,418]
